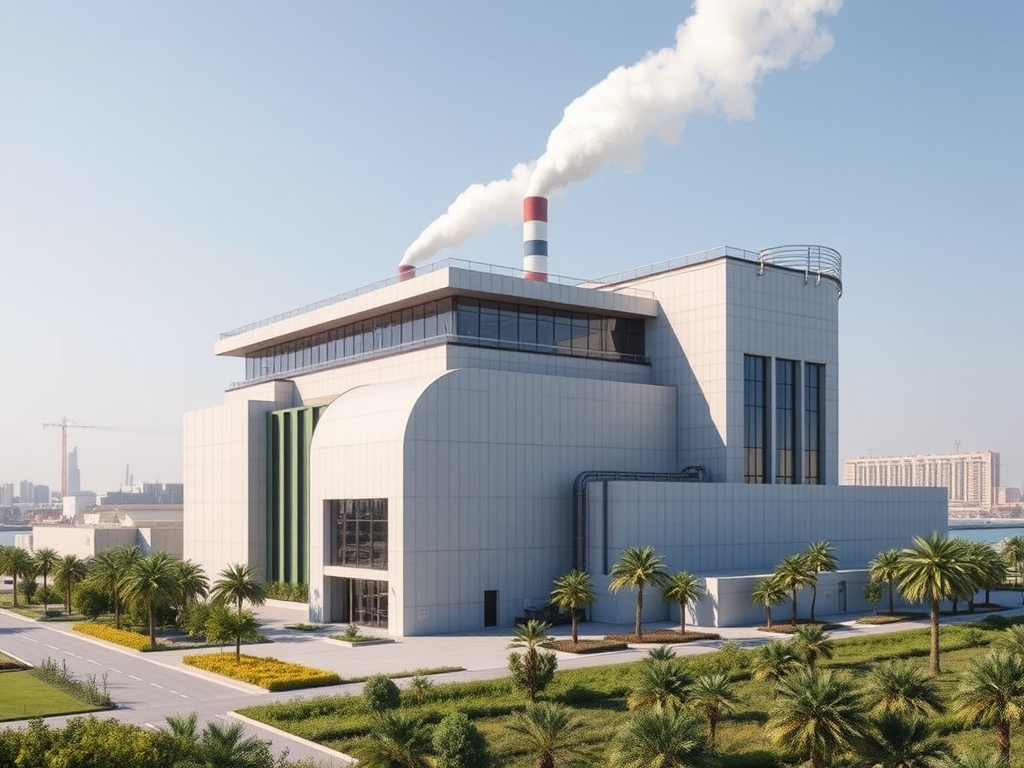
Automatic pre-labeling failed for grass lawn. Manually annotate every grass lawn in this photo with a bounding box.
[0,671,106,722]
[241,616,1024,767]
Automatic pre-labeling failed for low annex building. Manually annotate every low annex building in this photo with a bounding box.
[185,225,945,635]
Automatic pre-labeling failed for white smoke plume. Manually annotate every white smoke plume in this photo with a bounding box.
[401,0,842,268]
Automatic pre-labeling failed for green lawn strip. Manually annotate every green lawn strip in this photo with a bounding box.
[0,670,106,722]
[342,666,464,683]
[241,622,1024,765]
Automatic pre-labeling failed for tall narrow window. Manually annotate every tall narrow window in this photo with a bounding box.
[775,359,797,484]
[744,355,768,483]
[805,363,825,484]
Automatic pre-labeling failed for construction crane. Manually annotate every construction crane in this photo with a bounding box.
[42,417,141,498]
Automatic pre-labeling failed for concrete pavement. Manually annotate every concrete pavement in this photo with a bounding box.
[4,592,1024,766]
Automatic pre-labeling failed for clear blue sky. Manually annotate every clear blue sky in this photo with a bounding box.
[1,1,1021,494]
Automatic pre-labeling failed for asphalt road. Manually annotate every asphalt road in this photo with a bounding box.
[0,611,350,765]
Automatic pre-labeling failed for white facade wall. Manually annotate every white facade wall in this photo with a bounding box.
[587,482,947,626]
[308,368,677,635]
[183,382,292,581]
[616,258,839,483]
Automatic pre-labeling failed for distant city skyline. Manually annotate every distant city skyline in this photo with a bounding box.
[1,1,1021,491]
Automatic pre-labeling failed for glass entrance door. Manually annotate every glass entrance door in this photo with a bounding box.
[348,578,388,629]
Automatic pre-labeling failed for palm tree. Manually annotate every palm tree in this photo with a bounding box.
[953,650,1024,762]
[508,619,556,702]
[119,551,180,646]
[32,547,59,611]
[609,707,713,768]
[608,545,669,641]
[627,657,689,711]
[870,548,903,616]
[647,644,677,661]
[550,569,596,645]
[774,554,815,627]
[503,702,596,768]
[864,659,945,717]
[0,546,32,607]
[851,712,951,768]
[175,719,275,768]
[965,541,1006,607]
[792,623,834,668]
[52,553,89,614]
[994,625,1024,659]
[932,753,1009,768]
[751,575,787,630]
[662,570,704,635]
[687,672,737,746]
[804,541,838,623]
[210,563,267,615]
[1001,535,1024,602]
[352,711,431,768]
[894,533,976,675]
[751,640,800,692]
[765,665,868,768]
[172,559,209,613]
[87,546,140,629]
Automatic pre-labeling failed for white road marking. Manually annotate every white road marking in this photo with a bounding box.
[128,674,141,680]
[88,659,101,666]
[178,694,189,699]
[150,683,164,690]
[25,638,37,643]
[109,668,122,674]
[44,644,57,650]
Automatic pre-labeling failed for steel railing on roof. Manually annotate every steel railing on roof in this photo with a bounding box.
[219,258,654,339]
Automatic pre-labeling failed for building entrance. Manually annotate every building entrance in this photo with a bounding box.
[347,578,388,628]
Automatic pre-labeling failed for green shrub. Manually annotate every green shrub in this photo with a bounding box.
[363,674,401,712]
[19,578,37,604]
[432,712,488,768]
[72,583,111,620]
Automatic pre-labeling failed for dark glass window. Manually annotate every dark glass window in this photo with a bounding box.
[554,311,572,352]
[805,363,825,485]
[456,298,479,338]
[744,354,768,484]
[499,303,518,345]
[331,498,388,569]
[571,314,589,351]
[423,301,438,338]
[536,308,555,348]
[478,300,500,340]
[518,308,537,348]
[244,296,647,382]
[775,359,797,484]
[412,305,425,341]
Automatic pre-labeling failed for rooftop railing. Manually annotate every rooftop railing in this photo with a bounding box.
[220,258,654,339]
[593,244,843,297]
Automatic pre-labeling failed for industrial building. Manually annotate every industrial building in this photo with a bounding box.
[184,197,946,635]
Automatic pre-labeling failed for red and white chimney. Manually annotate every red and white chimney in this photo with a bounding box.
[398,264,415,282]
[523,196,548,282]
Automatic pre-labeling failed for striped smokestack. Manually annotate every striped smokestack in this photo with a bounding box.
[398,265,415,282]
[523,196,548,282]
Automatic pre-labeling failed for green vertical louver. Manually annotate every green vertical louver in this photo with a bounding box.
[266,405,326,584]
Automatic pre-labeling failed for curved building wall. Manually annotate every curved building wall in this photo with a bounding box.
[308,368,677,636]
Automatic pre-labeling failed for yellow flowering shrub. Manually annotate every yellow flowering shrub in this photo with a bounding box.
[73,622,151,651]
[182,653,341,691]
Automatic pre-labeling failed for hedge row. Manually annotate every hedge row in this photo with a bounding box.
[182,653,340,692]
[73,622,151,651]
